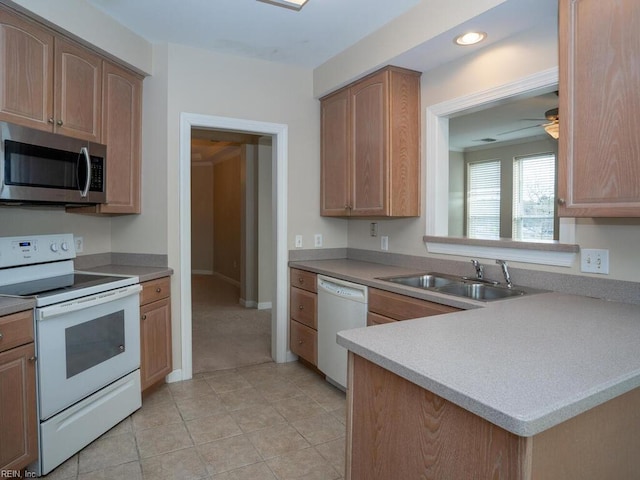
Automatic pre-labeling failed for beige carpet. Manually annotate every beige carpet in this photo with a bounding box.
[191,274,272,374]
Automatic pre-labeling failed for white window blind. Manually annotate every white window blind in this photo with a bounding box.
[512,153,556,241]
[467,160,501,239]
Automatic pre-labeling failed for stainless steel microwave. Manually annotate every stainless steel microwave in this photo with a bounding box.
[0,122,106,205]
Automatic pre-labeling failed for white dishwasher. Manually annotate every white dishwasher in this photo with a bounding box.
[317,275,368,390]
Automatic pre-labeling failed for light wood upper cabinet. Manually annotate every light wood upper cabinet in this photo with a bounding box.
[558,0,640,217]
[72,61,142,214]
[0,9,54,131]
[320,66,421,217]
[0,7,101,142]
[54,37,102,142]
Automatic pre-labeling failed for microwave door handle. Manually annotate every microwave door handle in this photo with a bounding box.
[80,146,90,197]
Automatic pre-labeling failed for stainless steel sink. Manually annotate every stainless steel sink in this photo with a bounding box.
[436,283,525,301]
[376,271,528,301]
[378,273,456,289]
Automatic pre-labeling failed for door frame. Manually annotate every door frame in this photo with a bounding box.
[179,112,291,381]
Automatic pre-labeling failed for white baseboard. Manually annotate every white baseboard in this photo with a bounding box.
[166,369,184,383]
[257,302,272,310]
[212,272,241,287]
[240,298,258,308]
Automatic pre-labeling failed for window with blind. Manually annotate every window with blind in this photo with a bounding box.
[512,153,556,240]
[466,160,501,239]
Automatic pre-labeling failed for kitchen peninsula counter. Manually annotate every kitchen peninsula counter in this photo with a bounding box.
[338,291,640,436]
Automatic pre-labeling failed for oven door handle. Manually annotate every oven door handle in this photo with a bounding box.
[37,284,142,320]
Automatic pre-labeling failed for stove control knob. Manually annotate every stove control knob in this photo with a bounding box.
[50,243,59,252]
[61,242,69,252]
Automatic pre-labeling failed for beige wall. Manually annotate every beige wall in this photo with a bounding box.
[213,156,241,283]
[346,21,640,282]
[191,162,214,273]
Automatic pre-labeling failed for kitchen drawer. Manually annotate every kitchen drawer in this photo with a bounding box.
[368,288,461,320]
[0,310,34,353]
[290,286,317,329]
[290,319,317,366]
[140,277,171,305]
[290,268,317,293]
[367,311,397,327]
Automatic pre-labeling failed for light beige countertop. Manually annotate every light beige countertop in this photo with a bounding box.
[290,258,640,437]
[80,265,173,283]
[0,296,35,316]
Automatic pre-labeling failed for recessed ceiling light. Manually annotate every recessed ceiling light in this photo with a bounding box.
[454,31,487,46]
[257,0,309,10]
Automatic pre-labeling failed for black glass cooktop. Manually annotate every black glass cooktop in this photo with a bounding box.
[0,273,126,298]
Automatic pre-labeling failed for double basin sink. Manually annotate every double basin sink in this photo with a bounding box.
[377,272,526,301]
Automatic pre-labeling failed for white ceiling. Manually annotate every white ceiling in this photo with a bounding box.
[85,0,558,70]
[85,0,559,147]
[85,0,420,68]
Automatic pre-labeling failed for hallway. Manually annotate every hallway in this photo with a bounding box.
[191,275,272,374]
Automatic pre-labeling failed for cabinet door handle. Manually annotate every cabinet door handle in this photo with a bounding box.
[156,287,162,293]
[29,356,36,362]
[557,198,566,206]
[48,117,54,124]
[298,340,303,344]
[298,305,304,310]
[142,314,147,320]
[56,119,63,126]
[0,332,3,340]
[298,277,304,284]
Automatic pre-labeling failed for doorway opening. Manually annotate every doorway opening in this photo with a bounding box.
[190,129,273,372]
[179,113,291,381]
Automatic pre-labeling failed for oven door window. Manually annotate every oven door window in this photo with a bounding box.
[65,310,125,378]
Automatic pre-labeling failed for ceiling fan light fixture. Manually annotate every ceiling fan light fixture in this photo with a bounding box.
[543,122,560,139]
[454,31,487,46]
[257,0,308,10]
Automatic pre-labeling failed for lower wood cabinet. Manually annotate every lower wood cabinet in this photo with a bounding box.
[0,310,37,471]
[347,353,640,479]
[289,268,317,366]
[140,277,172,391]
[367,287,461,325]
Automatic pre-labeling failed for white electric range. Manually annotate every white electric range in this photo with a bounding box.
[0,233,142,476]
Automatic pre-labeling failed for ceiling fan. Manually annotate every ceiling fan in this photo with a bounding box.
[497,107,559,139]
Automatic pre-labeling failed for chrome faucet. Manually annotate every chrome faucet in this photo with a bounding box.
[471,259,484,280]
[496,259,513,288]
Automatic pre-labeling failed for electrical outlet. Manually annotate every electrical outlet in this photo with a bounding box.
[381,236,389,251]
[295,235,303,248]
[581,248,609,274]
[74,236,84,253]
[314,234,323,247]
[370,222,378,237]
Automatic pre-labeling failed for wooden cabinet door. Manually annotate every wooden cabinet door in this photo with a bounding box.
[140,297,172,391]
[54,37,102,142]
[98,61,142,213]
[320,88,351,216]
[0,8,54,131]
[350,70,388,216]
[558,0,640,216]
[0,343,37,471]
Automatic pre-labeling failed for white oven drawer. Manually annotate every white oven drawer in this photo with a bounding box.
[39,370,141,475]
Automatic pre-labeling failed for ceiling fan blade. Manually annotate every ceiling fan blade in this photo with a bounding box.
[496,123,544,136]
